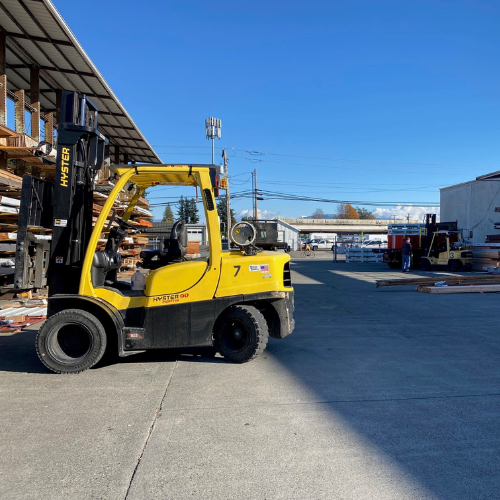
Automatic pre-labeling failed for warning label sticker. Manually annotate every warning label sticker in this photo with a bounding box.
[54,219,68,227]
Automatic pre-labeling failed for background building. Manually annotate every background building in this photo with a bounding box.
[440,171,500,245]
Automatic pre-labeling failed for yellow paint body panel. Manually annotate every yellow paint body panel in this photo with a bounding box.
[216,251,291,297]
[144,260,220,307]
[94,287,146,310]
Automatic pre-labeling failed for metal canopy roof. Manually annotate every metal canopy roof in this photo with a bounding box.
[476,171,500,181]
[0,0,161,164]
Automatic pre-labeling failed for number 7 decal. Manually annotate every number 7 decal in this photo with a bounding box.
[233,265,241,277]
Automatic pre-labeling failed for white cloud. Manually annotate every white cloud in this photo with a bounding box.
[237,208,279,220]
[372,205,440,222]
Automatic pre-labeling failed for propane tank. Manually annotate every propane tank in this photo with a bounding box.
[131,270,146,290]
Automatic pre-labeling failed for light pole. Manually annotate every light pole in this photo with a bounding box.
[205,117,221,164]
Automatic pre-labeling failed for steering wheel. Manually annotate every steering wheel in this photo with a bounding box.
[115,216,138,233]
[107,209,138,233]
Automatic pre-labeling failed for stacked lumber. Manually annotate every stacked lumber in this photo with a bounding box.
[416,284,500,294]
[0,298,47,332]
[0,164,154,290]
[187,241,200,255]
[471,245,500,271]
[376,275,500,287]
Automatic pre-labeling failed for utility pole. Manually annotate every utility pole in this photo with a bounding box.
[222,149,231,238]
[254,168,257,220]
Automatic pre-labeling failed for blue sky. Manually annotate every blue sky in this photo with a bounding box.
[55,0,500,222]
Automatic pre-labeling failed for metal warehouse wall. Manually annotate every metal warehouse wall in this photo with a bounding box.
[441,179,500,244]
[276,220,300,251]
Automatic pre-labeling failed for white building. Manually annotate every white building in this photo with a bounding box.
[440,171,500,245]
[276,219,301,251]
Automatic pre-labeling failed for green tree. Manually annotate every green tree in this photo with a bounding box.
[177,196,188,222]
[217,198,236,236]
[162,205,174,222]
[356,207,376,220]
[188,198,199,224]
[336,203,360,219]
[177,196,199,223]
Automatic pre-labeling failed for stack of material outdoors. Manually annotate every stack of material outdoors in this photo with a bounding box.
[0,167,153,290]
[0,134,57,172]
[119,236,150,272]
[0,298,47,332]
[471,244,500,271]
[186,241,201,259]
[375,274,500,294]
[346,247,383,263]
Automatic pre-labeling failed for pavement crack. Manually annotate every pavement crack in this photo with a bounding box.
[124,361,178,499]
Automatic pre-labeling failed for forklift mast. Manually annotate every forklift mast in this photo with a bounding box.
[48,92,108,296]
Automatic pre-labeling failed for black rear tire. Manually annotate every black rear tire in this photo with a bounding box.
[420,259,431,271]
[36,309,107,374]
[214,305,269,363]
[448,260,460,272]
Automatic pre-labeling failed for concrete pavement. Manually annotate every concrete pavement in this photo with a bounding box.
[1,258,500,499]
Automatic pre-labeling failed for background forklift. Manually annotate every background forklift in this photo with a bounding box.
[375,214,472,271]
[16,92,294,374]
[420,230,473,271]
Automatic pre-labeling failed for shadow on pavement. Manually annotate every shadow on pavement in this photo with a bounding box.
[269,259,500,500]
[0,328,224,374]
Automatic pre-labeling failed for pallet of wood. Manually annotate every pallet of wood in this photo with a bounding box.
[416,284,500,294]
[376,275,500,287]
[186,241,200,255]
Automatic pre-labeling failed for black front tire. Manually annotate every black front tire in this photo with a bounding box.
[36,309,107,374]
[214,305,269,363]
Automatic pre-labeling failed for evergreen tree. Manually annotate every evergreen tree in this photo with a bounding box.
[162,205,174,222]
[188,198,200,224]
[177,196,187,222]
[356,207,376,220]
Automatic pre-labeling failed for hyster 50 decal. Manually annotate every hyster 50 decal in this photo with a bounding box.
[153,293,189,304]
[60,147,71,187]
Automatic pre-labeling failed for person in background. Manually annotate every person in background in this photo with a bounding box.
[401,236,412,273]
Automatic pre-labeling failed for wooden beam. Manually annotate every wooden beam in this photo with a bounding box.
[0,31,5,75]
[14,89,25,134]
[0,169,23,189]
[417,284,500,294]
[31,66,41,142]
[44,112,53,144]
[0,74,6,127]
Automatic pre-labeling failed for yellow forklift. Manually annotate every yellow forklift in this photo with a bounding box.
[16,92,294,373]
[419,230,473,272]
